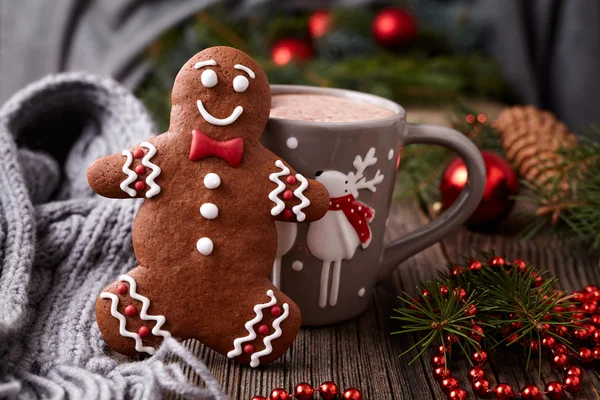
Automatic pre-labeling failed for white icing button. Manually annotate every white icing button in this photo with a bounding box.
[200,203,219,219]
[388,149,394,160]
[204,173,221,189]
[291,261,303,272]
[196,237,214,255]
[358,288,366,297]
[286,137,298,149]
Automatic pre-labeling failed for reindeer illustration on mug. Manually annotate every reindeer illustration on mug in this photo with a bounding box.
[307,148,384,308]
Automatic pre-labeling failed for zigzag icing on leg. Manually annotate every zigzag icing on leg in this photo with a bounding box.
[227,290,277,358]
[120,150,138,197]
[118,275,171,340]
[139,142,161,198]
[250,303,289,367]
[268,161,290,216]
[100,292,157,355]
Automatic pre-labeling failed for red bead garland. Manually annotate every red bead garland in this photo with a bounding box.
[563,375,581,393]
[342,387,362,400]
[520,384,542,400]
[254,382,360,400]
[318,381,339,400]
[293,383,314,400]
[269,388,289,400]
[492,383,515,400]
[544,381,564,400]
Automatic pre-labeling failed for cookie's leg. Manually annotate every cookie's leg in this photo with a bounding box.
[223,285,301,368]
[96,267,172,357]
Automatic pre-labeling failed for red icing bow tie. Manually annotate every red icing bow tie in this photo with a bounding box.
[189,129,244,167]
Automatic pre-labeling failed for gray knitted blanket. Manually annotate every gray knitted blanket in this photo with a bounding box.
[0,73,226,400]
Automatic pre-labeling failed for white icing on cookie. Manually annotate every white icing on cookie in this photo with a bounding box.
[268,160,290,216]
[200,203,219,219]
[250,303,289,367]
[196,237,214,255]
[204,173,221,189]
[286,137,298,149]
[227,290,277,359]
[120,150,138,197]
[194,59,217,69]
[292,174,310,222]
[233,75,249,93]
[291,261,303,272]
[234,64,256,79]
[201,69,218,88]
[140,142,161,198]
[197,100,243,126]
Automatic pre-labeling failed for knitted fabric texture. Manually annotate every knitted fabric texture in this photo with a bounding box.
[0,73,227,400]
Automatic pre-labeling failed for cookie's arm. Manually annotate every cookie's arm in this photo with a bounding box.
[265,157,329,223]
[87,138,163,199]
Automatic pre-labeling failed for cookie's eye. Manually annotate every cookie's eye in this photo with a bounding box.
[201,69,218,88]
[233,75,249,93]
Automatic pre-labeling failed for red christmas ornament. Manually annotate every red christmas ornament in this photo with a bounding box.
[441,151,519,227]
[473,379,490,396]
[294,383,314,400]
[552,343,567,355]
[492,383,515,399]
[472,350,488,365]
[464,304,477,317]
[520,384,542,400]
[449,265,465,278]
[566,366,582,377]
[541,336,556,349]
[308,11,332,38]
[342,388,362,400]
[579,347,594,363]
[469,325,485,342]
[529,339,540,352]
[436,344,450,355]
[544,381,564,400]
[431,355,445,367]
[271,38,313,66]
[563,375,581,393]
[318,381,339,400]
[552,353,568,369]
[372,8,417,49]
[489,256,506,268]
[593,346,600,360]
[512,259,527,273]
[468,260,483,272]
[582,301,597,314]
[574,326,589,340]
[590,314,600,326]
[585,285,599,293]
[468,367,485,381]
[434,367,451,380]
[448,388,468,400]
[270,388,290,400]
[440,377,459,393]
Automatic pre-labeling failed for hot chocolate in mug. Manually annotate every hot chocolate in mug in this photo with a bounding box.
[261,85,486,326]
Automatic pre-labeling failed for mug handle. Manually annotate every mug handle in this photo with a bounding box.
[377,123,486,283]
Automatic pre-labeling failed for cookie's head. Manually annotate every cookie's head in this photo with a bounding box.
[170,47,271,141]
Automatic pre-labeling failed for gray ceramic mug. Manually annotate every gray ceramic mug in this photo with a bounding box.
[262,85,486,326]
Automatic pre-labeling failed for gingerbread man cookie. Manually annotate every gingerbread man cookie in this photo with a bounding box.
[88,47,329,367]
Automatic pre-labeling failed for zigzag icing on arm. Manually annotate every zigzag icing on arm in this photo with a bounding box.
[120,150,138,197]
[140,142,161,198]
[118,275,171,339]
[292,174,310,222]
[227,290,277,358]
[268,160,290,216]
[100,292,157,355]
[250,303,290,367]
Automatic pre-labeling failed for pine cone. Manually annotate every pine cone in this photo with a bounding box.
[492,106,577,196]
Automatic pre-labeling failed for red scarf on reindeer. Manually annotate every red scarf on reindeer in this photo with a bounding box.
[329,194,375,245]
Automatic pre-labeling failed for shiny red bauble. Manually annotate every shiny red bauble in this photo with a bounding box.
[579,347,594,363]
[293,383,314,400]
[473,379,490,396]
[441,151,519,227]
[520,384,542,400]
[318,381,339,400]
[431,354,445,367]
[492,383,515,399]
[308,11,332,38]
[472,350,488,365]
[541,336,556,349]
[434,367,451,380]
[552,353,568,368]
[251,396,268,400]
[468,259,483,272]
[544,381,565,400]
[342,387,362,400]
[469,325,485,342]
[448,388,468,400]
[372,8,417,49]
[441,377,459,393]
[566,366,582,377]
[563,375,581,393]
[468,367,485,381]
[270,388,290,400]
[489,256,506,268]
[271,38,313,66]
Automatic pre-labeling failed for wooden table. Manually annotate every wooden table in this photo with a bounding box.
[174,200,600,399]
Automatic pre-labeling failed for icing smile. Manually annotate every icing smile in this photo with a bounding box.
[197,100,243,126]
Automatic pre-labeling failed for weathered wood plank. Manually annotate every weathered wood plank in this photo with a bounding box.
[171,200,600,399]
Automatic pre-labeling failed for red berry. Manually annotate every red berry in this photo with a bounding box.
[318,381,339,400]
[464,304,477,317]
[468,260,483,272]
[293,383,314,400]
[448,388,467,400]
[489,256,506,267]
[520,384,542,400]
[473,379,490,396]
[138,326,149,337]
[441,376,459,393]
[342,387,362,400]
[431,355,445,367]
[579,347,594,363]
[469,325,485,342]
[270,388,290,400]
[544,381,564,400]
[566,366,582,377]
[563,375,581,393]
[449,266,465,278]
[468,367,485,381]
[492,383,515,399]
[472,350,488,365]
